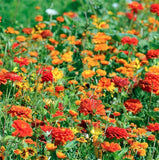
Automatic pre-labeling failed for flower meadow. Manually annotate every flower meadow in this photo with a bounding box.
[0,0,159,159]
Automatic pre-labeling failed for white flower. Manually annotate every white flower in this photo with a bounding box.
[46,8,58,16]
[112,3,119,8]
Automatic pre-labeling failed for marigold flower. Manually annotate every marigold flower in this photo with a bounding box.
[112,76,130,92]
[128,1,144,13]
[8,105,32,121]
[16,36,26,42]
[147,135,155,141]
[14,149,22,155]
[41,30,53,38]
[96,69,106,76]
[82,70,95,79]
[63,11,77,18]
[79,98,106,116]
[150,4,159,16]
[68,80,78,85]
[147,123,159,132]
[56,16,65,22]
[14,57,29,67]
[139,73,159,95]
[69,110,78,116]
[35,15,43,22]
[51,127,74,145]
[22,28,32,34]
[56,151,67,159]
[25,138,37,146]
[105,126,128,140]
[137,149,146,156]
[101,141,121,152]
[121,36,138,46]
[124,99,142,115]
[12,120,33,137]
[46,143,57,151]
[146,49,159,59]
[5,72,23,82]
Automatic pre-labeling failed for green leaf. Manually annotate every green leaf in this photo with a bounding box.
[147,111,159,122]
[134,67,145,76]
[125,115,143,121]
[2,136,15,143]
[63,140,77,151]
[114,147,129,160]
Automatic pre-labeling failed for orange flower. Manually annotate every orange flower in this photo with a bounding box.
[79,98,106,116]
[25,138,37,146]
[35,15,43,22]
[46,143,57,151]
[8,105,32,121]
[12,120,33,137]
[137,149,146,156]
[56,16,65,22]
[82,70,95,79]
[14,149,22,155]
[35,6,41,10]
[101,141,121,152]
[29,51,38,57]
[56,151,67,159]
[69,110,78,116]
[60,34,67,38]
[124,99,142,115]
[68,80,78,85]
[96,69,106,76]
[38,23,46,29]
[16,36,26,42]
[94,44,110,52]
[106,126,128,140]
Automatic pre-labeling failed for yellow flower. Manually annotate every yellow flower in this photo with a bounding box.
[91,127,103,136]
[52,68,64,82]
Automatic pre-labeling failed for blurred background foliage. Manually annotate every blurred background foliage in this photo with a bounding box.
[0,0,125,28]
[0,0,81,28]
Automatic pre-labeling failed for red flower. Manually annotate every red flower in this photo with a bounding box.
[8,105,32,121]
[150,4,159,16]
[5,72,23,82]
[146,49,159,59]
[22,28,33,34]
[37,67,54,83]
[124,99,142,115]
[51,127,74,145]
[147,123,159,132]
[41,71,53,83]
[0,74,7,85]
[41,30,53,38]
[12,120,33,137]
[79,98,106,116]
[41,125,54,133]
[126,12,137,21]
[121,36,138,46]
[14,57,29,67]
[139,73,159,95]
[55,86,64,92]
[12,43,19,50]
[112,76,130,92]
[105,126,128,140]
[101,141,121,152]
[128,1,143,13]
